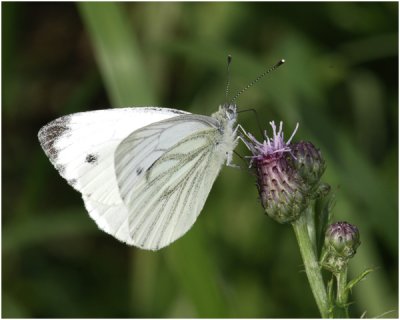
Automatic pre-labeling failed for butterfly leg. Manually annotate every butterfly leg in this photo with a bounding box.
[233,124,261,168]
[225,124,253,169]
[225,151,241,169]
[234,124,257,151]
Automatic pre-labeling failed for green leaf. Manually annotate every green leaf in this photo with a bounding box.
[327,276,335,306]
[315,192,336,257]
[346,268,375,293]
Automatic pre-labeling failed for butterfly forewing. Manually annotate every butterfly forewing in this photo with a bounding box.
[38,107,187,206]
[114,115,226,250]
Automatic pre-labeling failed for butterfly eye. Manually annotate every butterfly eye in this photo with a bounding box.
[225,104,237,120]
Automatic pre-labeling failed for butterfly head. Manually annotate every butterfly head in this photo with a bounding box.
[211,104,237,135]
[212,103,237,122]
[224,103,237,121]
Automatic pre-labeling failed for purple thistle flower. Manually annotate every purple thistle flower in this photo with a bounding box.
[243,121,327,223]
[243,121,307,223]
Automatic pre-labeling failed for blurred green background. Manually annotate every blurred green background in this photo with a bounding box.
[2,2,398,318]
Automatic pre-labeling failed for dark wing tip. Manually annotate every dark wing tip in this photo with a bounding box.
[38,115,71,161]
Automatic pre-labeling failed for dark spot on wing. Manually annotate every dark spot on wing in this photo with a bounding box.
[38,115,71,161]
[136,167,143,175]
[86,153,98,164]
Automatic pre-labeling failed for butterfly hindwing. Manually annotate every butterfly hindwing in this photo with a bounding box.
[114,115,226,250]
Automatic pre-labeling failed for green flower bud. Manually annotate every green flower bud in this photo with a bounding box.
[321,221,360,273]
[291,141,326,188]
[325,221,360,258]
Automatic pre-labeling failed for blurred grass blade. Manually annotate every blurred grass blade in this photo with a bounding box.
[338,132,397,250]
[3,209,95,253]
[78,3,228,316]
[78,3,154,106]
[2,293,29,318]
[166,225,229,317]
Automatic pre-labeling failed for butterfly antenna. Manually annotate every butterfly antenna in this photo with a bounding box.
[230,59,285,104]
[225,54,232,104]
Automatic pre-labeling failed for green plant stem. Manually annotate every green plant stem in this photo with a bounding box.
[334,268,349,318]
[292,213,330,318]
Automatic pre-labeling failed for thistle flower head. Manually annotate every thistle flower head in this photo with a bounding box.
[243,121,306,224]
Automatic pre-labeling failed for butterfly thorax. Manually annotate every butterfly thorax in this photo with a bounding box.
[211,104,238,166]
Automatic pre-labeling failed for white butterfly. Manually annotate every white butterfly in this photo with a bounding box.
[38,105,238,250]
